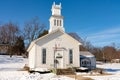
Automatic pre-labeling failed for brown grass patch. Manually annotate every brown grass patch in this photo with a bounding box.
[18,64,30,72]
[65,75,93,80]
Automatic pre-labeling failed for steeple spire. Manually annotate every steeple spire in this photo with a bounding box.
[49,2,65,33]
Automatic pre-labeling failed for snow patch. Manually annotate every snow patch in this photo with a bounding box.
[0,55,75,80]
[0,55,28,71]
[84,62,120,80]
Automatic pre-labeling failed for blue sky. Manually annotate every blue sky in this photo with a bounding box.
[0,0,120,47]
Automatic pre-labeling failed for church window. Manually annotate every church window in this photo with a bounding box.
[54,19,56,26]
[69,49,73,64]
[42,48,46,64]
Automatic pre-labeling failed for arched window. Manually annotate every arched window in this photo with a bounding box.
[42,48,46,64]
[69,49,73,64]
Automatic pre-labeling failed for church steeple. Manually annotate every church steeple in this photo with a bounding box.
[49,2,65,33]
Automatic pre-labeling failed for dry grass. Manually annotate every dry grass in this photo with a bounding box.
[64,75,93,80]
[19,64,30,71]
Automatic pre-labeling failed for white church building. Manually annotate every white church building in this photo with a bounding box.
[27,2,95,71]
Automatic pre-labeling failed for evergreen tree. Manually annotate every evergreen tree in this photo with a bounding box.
[12,36,25,55]
[38,30,48,38]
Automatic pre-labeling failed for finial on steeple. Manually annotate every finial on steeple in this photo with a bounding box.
[60,3,61,6]
[53,2,55,5]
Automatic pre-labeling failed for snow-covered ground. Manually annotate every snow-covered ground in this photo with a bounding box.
[0,55,75,80]
[0,55,120,80]
[97,63,120,74]
[0,55,29,80]
[85,63,120,80]
[0,55,28,71]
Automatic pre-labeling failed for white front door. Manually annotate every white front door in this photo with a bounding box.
[55,50,63,69]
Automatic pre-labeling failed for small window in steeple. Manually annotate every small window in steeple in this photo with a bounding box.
[57,20,59,26]
[60,20,61,26]
[54,19,56,26]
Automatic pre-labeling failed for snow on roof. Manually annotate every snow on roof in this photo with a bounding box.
[80,51,94,57]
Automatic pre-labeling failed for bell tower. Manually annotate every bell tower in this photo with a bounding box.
[49,2,65,33]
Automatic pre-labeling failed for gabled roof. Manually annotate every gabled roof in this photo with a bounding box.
[80,51,94,57]
[27,29,82,52]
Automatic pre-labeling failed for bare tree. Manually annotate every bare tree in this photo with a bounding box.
[102,46,117,61]
[0,22,20,57]
[0,22,19,44]
[23,17,45,47]
[92,47,103,61]
[81,37,93,52]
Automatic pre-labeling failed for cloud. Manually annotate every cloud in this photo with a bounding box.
[87,27,120,46]
[95,27,120,35]
[88,33,120,41]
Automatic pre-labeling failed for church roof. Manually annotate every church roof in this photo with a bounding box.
[27,29,82,52]
[68,32,82,42]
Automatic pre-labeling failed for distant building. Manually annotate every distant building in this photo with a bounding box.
[80,51,96,69]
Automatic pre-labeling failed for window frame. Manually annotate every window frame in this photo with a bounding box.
[69,49,73,64]
[42,48,46,64]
